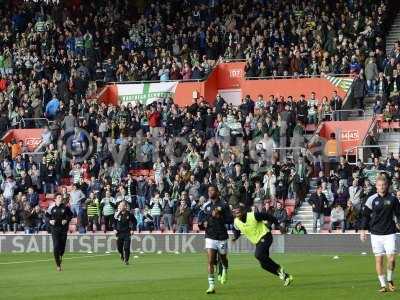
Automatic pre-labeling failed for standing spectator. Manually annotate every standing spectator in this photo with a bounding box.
[1,176,17,206]
[42,164,57,194]
[162,192,175,232]
[86,192,100,232]
[348,179,362,211]
[175,200,191,233]
[26,187,39,208]
[330,91,342,121]
[345,200,359,231]
[136,176,148,209]
[69,184,85,227]
[364,55,379,94]
[149,193,162,231]
[351,74,368,114]
[273,202,288,233]
[134,208,144,232]
[100,191,116,232]
[308,184,329,233]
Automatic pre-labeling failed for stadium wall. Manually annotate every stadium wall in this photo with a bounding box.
[2,129,44,151]
[1,234,398,254]
[97,62,349,107]
[317,120,373,156]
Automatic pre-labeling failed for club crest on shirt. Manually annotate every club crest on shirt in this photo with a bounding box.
[384,200,391,206]
[374,200,379,206]
[61,209,65,213]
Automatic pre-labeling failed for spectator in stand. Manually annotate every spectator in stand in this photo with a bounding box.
[351,74,368,115]
[161,192,175,232]
[333,181,350,209]
[345,200,359,231]
[134,208,144,233]
[86,192,100,233]
[308,184,329,233]
[330,203,345,233]
[100,191,116,232]
[143,208,154,232]
[149,192,162,231]
[69,184,85,226]
[273,202,288,233]
[348,179,363,212]
[175,199,190,233]
[291,222,307,235]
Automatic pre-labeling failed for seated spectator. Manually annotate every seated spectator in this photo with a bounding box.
[330,203,345,233]
[291,222,307,235]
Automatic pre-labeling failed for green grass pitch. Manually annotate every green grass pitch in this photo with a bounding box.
[0,252,398,300]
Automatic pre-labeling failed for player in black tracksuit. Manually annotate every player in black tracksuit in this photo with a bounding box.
[114,201,134,265]
[200,185,233,294]
[46,194,73,271]
[360,173,400,292]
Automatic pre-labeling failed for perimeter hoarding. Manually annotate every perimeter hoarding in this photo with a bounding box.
[0,234,398,254]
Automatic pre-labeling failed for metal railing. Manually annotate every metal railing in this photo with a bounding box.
[272,146,306,160]
[345,145,389,164]
[21,151,46,163]
[246,73,354,81]
[331,109,369,120]
[19,118,54,129]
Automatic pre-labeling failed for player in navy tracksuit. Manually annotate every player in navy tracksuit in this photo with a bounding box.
[46,194,73,271]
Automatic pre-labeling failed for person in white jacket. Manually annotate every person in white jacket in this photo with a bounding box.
[321,181,334,207]
[348,179,362,211]
[330,203,345,232]
[263,170,276,203]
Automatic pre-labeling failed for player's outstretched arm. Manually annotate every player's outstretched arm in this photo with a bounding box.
[231,226,241,242]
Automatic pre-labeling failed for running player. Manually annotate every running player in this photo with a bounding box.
[46,194,73,271]
[114,201,134,265]
[201,185,233,294]
[360,173,400,292]
[232,204,293,286]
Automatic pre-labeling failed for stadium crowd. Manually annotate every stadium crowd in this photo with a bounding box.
[0,0,400,235]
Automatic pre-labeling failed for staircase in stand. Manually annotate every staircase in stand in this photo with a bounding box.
[377,131,400,159]
[291,178,319,233]
[386,11,400,54]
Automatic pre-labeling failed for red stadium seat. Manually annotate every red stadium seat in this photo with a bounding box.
[285,206,295,217]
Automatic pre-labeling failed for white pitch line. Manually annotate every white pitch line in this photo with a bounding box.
[0,254,112,265]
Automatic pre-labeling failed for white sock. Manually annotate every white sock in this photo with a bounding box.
[208,274,215,288]
[378,275,386,287]
[387,270,393,282]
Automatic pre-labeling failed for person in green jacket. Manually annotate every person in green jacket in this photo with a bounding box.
[232,204,293,286]
[291,222,307,234]
[86,192,100,232]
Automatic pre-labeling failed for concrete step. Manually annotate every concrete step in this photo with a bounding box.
[292,220,314,226]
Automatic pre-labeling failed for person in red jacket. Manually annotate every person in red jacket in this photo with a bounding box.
[148,106,161,136]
